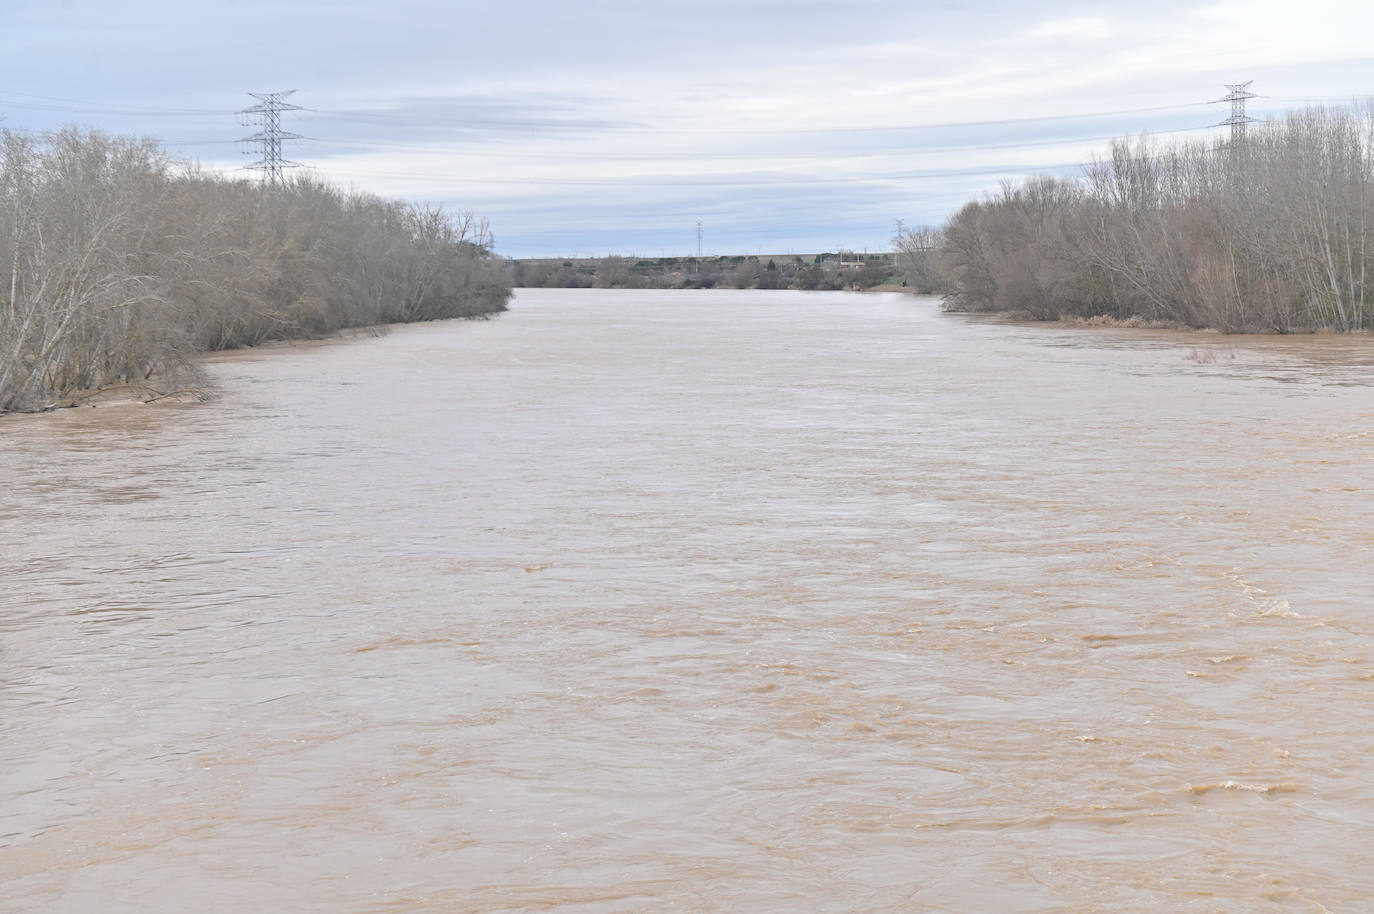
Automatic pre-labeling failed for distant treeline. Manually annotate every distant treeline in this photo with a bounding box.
[898,103,1374,332]
[513,252,897,291]
[1,127,511,412]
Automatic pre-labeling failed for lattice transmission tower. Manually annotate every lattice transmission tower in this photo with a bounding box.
[238,90,303,183]
[1215,80,1258,150]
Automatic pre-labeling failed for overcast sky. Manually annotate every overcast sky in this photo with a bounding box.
[5,0,1374,257]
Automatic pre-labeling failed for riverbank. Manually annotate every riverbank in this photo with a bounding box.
[929,104,1374,333]
[963,307,1374,336]
[868,285,1373,336]
[0,127,511,415]
[8,320,481,414]
[512,251,898,291]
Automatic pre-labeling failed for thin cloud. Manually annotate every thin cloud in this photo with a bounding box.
[1027,16,1114,40]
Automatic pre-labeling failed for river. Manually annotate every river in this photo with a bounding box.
[3,289,1373,912]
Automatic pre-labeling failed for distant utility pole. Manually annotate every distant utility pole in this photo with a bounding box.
[239,90,303,183]
[1215,80,1257,151]
[894,218,905,239]
[696,221,703,259]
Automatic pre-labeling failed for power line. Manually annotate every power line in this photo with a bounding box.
[1257,94,1371,102]
[288,124,1216,162]
[0,90,223,116]
[295,100,1217,136]
[0,89,1220,132]
[313,161,1090,189]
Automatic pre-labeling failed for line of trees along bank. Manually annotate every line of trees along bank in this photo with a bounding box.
[902,103,1374,332]
[1,127,511,413]
[513,252,897,291]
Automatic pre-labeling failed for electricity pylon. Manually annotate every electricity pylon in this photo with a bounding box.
[1215,81,1257,151]
[239,90,303,183]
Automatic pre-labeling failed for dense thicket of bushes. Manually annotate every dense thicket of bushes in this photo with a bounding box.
[1,127,510,412]
[933,104,1374,332]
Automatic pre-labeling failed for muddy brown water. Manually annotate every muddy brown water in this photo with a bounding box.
[2,289,1373,912]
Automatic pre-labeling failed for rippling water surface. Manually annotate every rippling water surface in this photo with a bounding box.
[3,289,1373,912]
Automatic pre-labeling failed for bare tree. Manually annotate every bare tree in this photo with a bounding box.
[929,102,1374,332]
[893,224,948,293]
[0,126,512,413]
